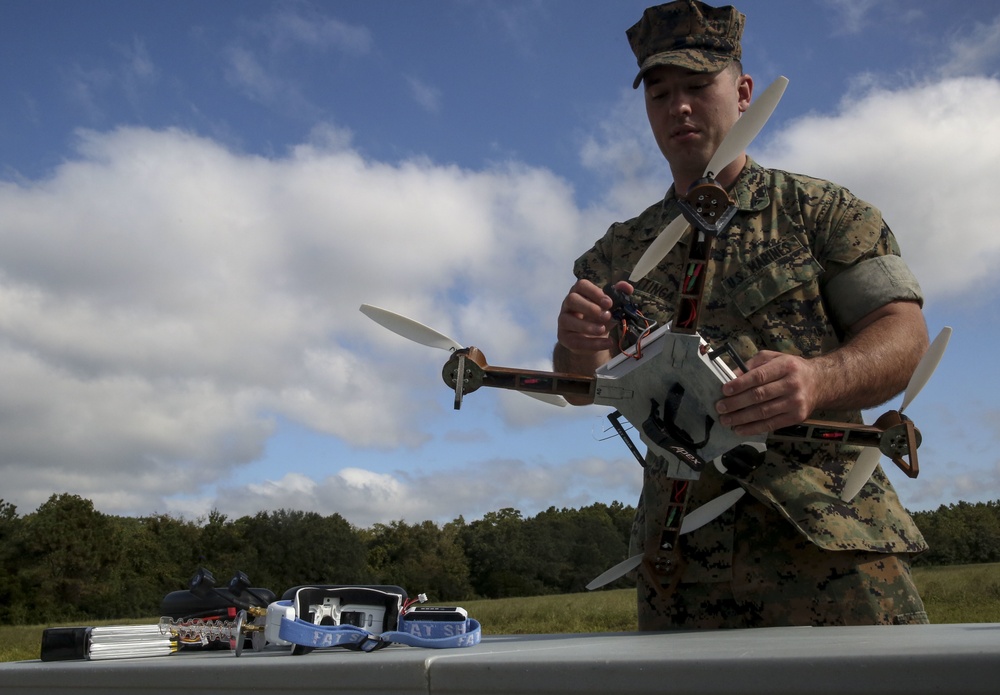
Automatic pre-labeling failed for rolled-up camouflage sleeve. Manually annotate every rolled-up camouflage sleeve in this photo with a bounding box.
[815,191,924,331]
[824,252,923,328]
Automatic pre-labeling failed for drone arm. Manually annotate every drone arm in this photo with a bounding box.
[482,365,596,401]
[770,412,921,478]
[769,418,883,449]
[442,348,596,405]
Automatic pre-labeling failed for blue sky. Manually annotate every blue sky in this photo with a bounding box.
[1,0,999,528]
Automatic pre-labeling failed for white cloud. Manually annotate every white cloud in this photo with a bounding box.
[405,76,442,113]
[118,36,158,113]
[579,87,670,218]
[222,3,373,117]
[224,46,282,104]
[0,124,586,518]
[213,454,641,528]
[940,15,1000,77]
[823,0,880,36]
[263,7,372,55]
[65,64,114,122]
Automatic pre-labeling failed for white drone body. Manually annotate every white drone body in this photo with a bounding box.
[593,326,765,478]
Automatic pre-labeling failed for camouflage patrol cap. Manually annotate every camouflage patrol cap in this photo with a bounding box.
[627,0,745,89]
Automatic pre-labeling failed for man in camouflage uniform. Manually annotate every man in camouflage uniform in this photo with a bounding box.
[554,0,931,628]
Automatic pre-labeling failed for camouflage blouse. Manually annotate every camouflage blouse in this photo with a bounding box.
[573,158,928,582]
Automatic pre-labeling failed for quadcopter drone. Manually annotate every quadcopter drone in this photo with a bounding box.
[360,76,951,585]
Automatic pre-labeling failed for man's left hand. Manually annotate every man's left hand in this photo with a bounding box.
[715,351,820,436]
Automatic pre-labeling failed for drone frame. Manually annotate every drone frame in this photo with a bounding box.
[440,341,921,480]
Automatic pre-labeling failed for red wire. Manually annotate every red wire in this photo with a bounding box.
[618,315,653,359]
[678,299,697,327]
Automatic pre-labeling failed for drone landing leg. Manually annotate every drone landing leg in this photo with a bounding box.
[607,410,646,467]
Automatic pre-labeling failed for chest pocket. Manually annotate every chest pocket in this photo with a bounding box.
[724,240,824,318]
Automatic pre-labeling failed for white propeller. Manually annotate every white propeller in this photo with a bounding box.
[585,554,642,591]
[840,326,953,502]
[900,326,953,413]
[629,75,789,283]
[585,487,745,590]
[360,304,463,353]
[678,487,745,534]
[360,303,566,407]
[629,215,689,283]
[704,75,789,179]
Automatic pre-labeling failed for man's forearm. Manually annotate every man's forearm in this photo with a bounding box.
[811,300,929,412]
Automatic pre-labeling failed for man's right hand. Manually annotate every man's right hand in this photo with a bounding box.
[553,280,633,392]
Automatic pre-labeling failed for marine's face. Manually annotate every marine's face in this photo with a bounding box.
[643,64,750,182]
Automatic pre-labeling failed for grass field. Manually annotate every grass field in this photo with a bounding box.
[2,563,998,663]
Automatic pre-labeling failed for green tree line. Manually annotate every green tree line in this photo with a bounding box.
[0,494,633,624]
[0,494,995,625]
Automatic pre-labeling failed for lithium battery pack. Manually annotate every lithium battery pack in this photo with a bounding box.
[41,625,176,661]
